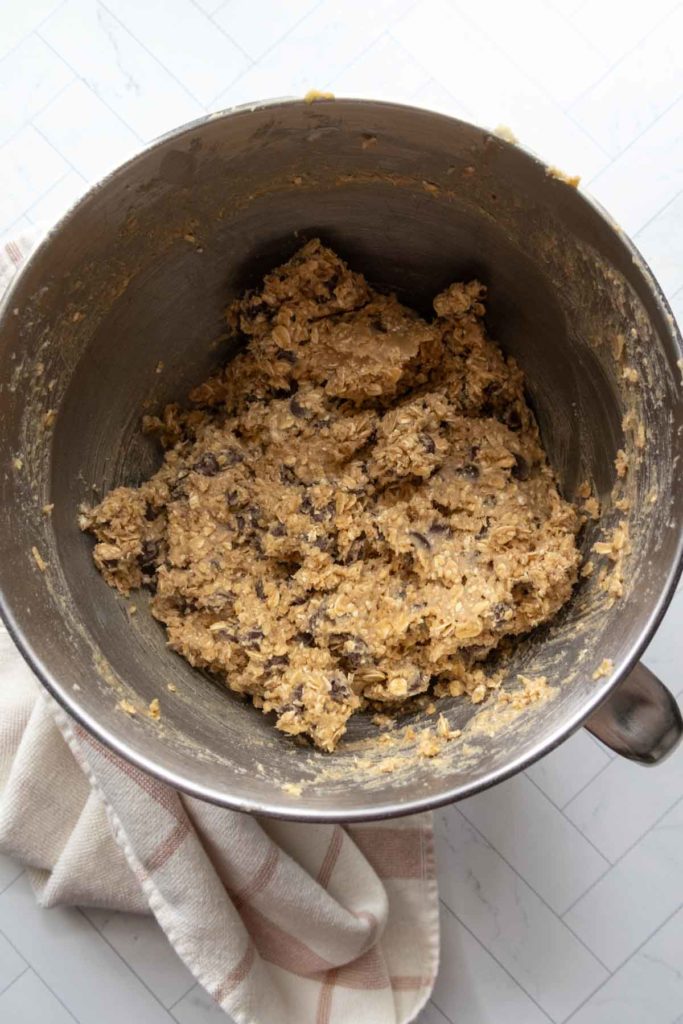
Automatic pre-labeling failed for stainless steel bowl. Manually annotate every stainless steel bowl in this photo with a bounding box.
[1,99,681,821]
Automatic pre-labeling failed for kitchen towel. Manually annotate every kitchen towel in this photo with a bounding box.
[0,231,439,1024]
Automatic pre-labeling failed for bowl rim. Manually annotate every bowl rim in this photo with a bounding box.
[1,96,682,821]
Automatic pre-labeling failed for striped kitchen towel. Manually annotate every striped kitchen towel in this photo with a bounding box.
[0,231,439,1024]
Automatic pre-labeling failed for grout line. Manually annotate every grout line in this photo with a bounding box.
[634,187,683,237]
[97,0,209,114]
[0,964,29,1001]
[523,773,613,869]
[207,0,326,106]
[30,122,86,182]
[188,0,254,65]
[36,32,147,144]
[439,809,612,974]
[561,898,683,1023]
[0,75,76,151]
[560,757,614,813]
[0,866,24,899]
[425,996,453,1023]
[0,0,68,63]
[585,89,683,188]
[445,0,612,161]
[382,21,475,118]
[0,921,79,1022]
[26,74,75,122]
[193,0,227,17]
[21,169,82,227]
[585,731,616,761]
[323,7,423,94]
[564,2,683,116]
[167,978,205,1011]
[561,792,683,919]
[326,27,400,89]
[437,899,554,1023]
[168,979,205,1011]
[75,907,176,1019]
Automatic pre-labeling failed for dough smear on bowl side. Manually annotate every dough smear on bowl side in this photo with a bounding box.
[80,240,581,751]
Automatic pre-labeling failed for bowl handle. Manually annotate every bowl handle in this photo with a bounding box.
[585,662,682,765]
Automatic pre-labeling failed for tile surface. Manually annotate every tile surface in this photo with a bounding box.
[1,2,682,1021]
[0,969,77,1024]
[435,808,608,1021]
[457,774,609,915]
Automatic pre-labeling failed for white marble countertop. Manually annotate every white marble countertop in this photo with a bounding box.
[1,2,682,1021]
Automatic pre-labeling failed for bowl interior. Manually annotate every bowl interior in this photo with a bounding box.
[1,100,681,819]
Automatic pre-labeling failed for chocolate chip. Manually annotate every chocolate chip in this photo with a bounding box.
[279,683,304,714]
[226,488,246,509]
[280,465,298,485]
[313,535,331,552]
[274,346,297,364]
[270,522,286,537]
[289,395,309,419]
[144,502,159,521]
[193,452,219,476]
[265,653,289,670]
[169,470,189,500]
[279,703,302,717]
[272,383,298,400]
[457,462,480,479]
[296,631,315,647]
[511,454,529,481]
[310,501,335,523]
[328,632,352,650]
[300,494,314,515]
[330,677,352,702]
[420,432,436,454]
[492,601,511,627]
[244,627,264,648]
[330,632,369,671]
[407,670,429,695]
[255,579,266,600]
[429,522,452,536]
[207,589,235,611]
[222,446,244,465]
[339,534,366,564]
[409,530,431,550]
[138,539,159,572]
[506,408,522,432]
[307,603,327,633]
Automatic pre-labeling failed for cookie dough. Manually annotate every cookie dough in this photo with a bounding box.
[81,240,580,751]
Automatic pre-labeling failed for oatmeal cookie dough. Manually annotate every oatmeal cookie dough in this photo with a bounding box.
[81,240,580,751]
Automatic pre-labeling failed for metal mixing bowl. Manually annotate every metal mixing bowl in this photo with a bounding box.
[1,99,681,821]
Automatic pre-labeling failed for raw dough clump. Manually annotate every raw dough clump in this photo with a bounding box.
[81,240,580,750]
